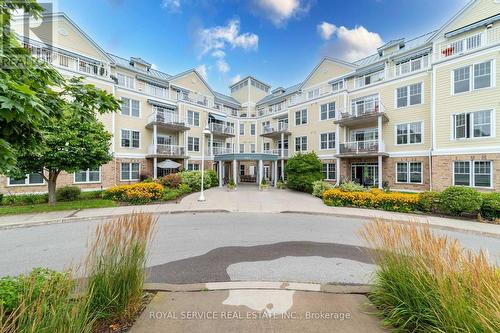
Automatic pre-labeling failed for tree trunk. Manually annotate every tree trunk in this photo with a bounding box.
[47,171,59,205]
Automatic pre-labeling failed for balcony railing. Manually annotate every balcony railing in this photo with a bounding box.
[148,144,185,156]
[209,123,235,136]
[263,149,289,158]
[437,27,500,60]
[339,140,382,154]
[23,42,110,78]
[340,102,385,120]
[210,147,234,155]
[262,123,289,134]
[148,111,185,125]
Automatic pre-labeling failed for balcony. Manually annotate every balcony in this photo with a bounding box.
[335,103,389,127]
[176,91,219,110]
[260,123,291,138]
[336,140,387,157]
[263,149,289,159]
[210,147,234,155]
[147,144,187,158]
[145,111,190,131]
[209,123,235,137]
[437,26,500,60]
[23,42,110,78]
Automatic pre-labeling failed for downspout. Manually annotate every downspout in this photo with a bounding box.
[430,58,437,191]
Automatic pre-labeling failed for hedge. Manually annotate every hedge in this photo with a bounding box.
[104,182,163,205]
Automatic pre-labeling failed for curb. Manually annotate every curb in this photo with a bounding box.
[143,281,372,294]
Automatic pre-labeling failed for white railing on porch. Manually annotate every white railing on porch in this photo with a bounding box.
[339,140,382,154]
[209,123,235,135]
[147,110,185,126]
[148,144,185,156]
[262,122,289,134]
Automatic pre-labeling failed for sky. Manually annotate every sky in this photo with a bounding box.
[51,0,469,94]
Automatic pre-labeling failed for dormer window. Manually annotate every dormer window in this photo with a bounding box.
[355,70,384,88]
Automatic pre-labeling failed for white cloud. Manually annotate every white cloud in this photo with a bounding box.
[211,50,226,59]
[151,63,158,70]
[231,74,242,84]
[162,0,181,12]
[251,0,312,26]
[196,64,208,80]
[216,59,230,73]
[320,25,384,62]
[198,19,258,57]
[317,21,335,40]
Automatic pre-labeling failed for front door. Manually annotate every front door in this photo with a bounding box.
[351,163,378,187]
[263,165,270,180]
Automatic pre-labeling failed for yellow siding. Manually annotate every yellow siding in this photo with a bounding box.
[444,0,500,33]
[301,59,353,89]
[171,72,213,97]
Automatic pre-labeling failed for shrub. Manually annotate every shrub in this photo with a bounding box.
[205,169,219,187]
[179,171,213,192]
[157,173,182,189]
[481,192,500,221]
[2,193,48,206]
[418,191,441,213]
[339,181,365,192]
[0,193,3,205]
[162,188,182,201]
[285,152,323,193]
[323,189,420,212]
[85,213,157,322]
[361,220,500,333]
[312,181,334,198]
[178,183,192,194]
[56,185,81,201]
[79,190,104,200]
[439,186,482,215]
[104,182,163,204]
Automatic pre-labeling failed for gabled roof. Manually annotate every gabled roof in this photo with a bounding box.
[377,38,405,53]
[13,12,114,63]
[426,0,477,41]
[229,75,271,89]
[108,53,172,81]
[256,83,301,106]
[297,57,356,91]
[214,91,241,107]
[169,68,216,97]
[445,13,500,38]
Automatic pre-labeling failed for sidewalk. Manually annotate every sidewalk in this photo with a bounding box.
[0,186,498,236]
[130,282,387,333]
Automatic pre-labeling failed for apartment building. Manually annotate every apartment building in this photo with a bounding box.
[1,0,499,194]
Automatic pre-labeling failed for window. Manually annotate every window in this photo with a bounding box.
[396,83,422,108]
[263,142,270,151]
[454,161,492,188]
[250,143,256,153]
[250,124,256,135]
[355,70,384,88]
[295,136,307,152]
[121,129,140,148]
[240,164,245,176]
[453,110,492,139]
[453,60,492,94]
[295,109,307,125]
[8,172,44,186]
[121,163,140,181]
[188,137,200,152]
[307,88,320,100]
[239,123,245,135]
[320,132,335,150]
[187,110,199,126]
[239,143,245,153]
[187,163,199,171]
[121,98,140,117]
[395,55,429,76]
[396,162,422,184]
[396,122,422,145]
[332,81,344,92]
[322,163,336,180]
[320,102,335,120]
[117,73,134,89]
[74,168,100,183]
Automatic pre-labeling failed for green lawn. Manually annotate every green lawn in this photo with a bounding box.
[0,199,118,216]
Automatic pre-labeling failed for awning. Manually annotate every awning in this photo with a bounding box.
[147,99,176,109]
[157,159,181,169]
[136,74,168,88]
[445,14,500,38]
[355,63,385,76]
[209,112,227,122]
[393,47,432,64]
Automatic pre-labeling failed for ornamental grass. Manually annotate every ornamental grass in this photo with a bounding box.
[360,219,500,332]
[85,213,157,323]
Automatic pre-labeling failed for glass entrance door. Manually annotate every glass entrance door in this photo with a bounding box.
[351,163,378,187]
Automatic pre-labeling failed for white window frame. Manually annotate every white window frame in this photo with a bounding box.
[187,110,200,127]
[319,132,335,150]
[395,83,423,108]
[322,163,336,180]
[120,97,140,118]
[187,163,200,171]
[74,167,101,184]
[120,129,140,149]
[395,54,429,77]
[239,143,245,153]
[395,162,423,184]
[331,81,344,93]
[319,102,336,121]
[453,160,493,189]
[117,73,135,89]
[395,121,423,145]
[187,137,200,152]
[452,109,494,140]
[120,162,140,181]
[295,136,308,152]
[250,123,256,135]
[239,123,245,135]
[452,60,494,95]
[7,172,45,187]
[295,109,308,126]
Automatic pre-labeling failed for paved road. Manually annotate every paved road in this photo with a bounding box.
[0,213,498,284]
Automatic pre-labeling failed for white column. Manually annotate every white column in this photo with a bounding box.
[258,160,263,185]
[210,133,214,157]
[153,125,158,179]
[219,162,223,187]
[233,160,237,184]
[273,161,278,187]
[336,158,341,186]
[377,115,383,152]
[378,155,383,189]
[281,160,284,180]
[280,132,284,158]
[153,157,158,179]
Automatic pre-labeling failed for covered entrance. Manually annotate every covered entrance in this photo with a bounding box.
[214,153,279,187]
[351,162,378,187]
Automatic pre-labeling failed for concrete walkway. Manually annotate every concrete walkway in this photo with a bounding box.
[130,282,388,333]
[0,185,499,236]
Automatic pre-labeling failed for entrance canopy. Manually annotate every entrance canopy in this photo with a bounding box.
[157,159,182,169]
[214,153,278,162]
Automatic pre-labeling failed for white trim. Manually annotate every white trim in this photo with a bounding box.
[115,86,177,105]
[73,167,102,184]
[120,96,141,118]
[7,173,46,187]
[319,132,336,151]
[451,109,495,140]
[187,110,201,127]
[394,82,424,109]
[452,160,493,189]
[119,162,141,181]
[294,109,308,126]
[318,101,336,121]
[432,146,500,155]
[187,136,201,152]
[451,59,495,96]
[395,161,424,185]
[120,128,141,149]
[114,153,146,158]
[394,121,424,146]
[389,151,430,157]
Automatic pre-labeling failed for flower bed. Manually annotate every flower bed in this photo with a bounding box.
[104,182,163,205]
